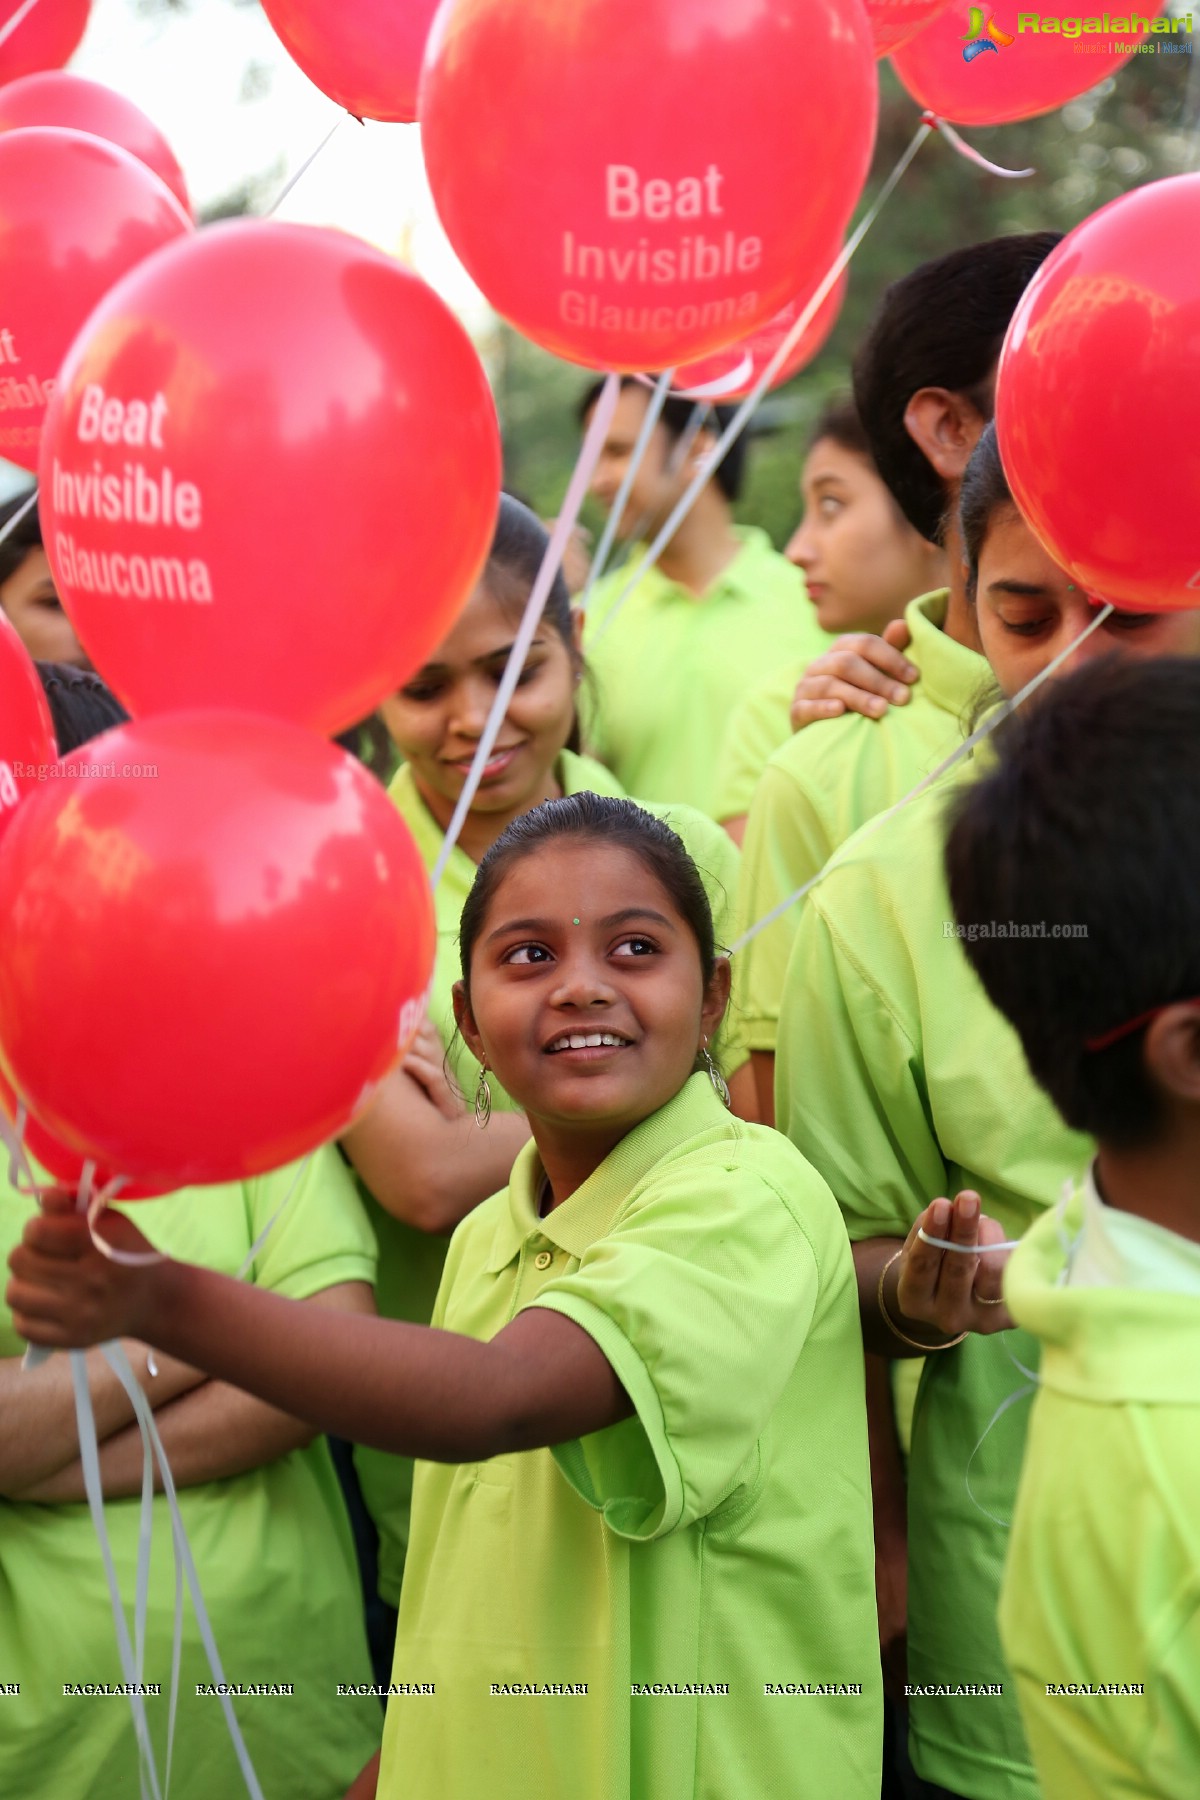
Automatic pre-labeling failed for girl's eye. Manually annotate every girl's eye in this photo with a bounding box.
[1001,616,1053,639]
[612,936,658,958]
[1107,610,1159,631]
[503,943,553,966]
[493,659,541,689]
[399,677,445,702]
[817,496,843,520]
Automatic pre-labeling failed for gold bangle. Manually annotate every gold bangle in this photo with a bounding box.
[877,1249,967,1352]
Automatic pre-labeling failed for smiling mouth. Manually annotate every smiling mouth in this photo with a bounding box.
[544,1032,634,1055]
[444,744,523,779]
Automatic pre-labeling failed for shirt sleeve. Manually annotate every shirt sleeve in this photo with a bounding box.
[244,1145,378,1300]
[736,757,837,1053]
[653,802,749,1077]
[529,1158,820,1539]
[712,687,787,824]
[775,892,948,1242]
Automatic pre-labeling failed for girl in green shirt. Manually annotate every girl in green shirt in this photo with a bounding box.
[340,496,751,1621]
[11,794,881,1800]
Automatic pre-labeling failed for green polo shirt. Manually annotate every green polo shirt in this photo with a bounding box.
[736,591,988,1054]
[377,1074,881,1800]
[999,1174,1200,1800]
[583,528,831,816]
[711,657,806,824]
[0,1150,380,1800]
[775,771,1093,1800]
[357,750,749,1607]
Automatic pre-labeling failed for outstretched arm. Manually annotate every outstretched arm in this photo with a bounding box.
[8,1199,631,1464]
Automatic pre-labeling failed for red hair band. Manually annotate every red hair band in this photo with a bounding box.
[1086,997,1200,1054]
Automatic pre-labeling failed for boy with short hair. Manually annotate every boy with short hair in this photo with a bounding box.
[945,654,1200,1800]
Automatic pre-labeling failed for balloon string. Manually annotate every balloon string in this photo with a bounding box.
[921,111,1035,180]
[578,367,675,615]
[102,1341,267,1800]
[588,116,935,649]
[235,1153,311,1281]
[70,1348,165,1800]
[430,372,621,888]
[0,485,37,547]
[0,0,43,52]
[263,112,348,218]
[589,402,711,591]
[87,1185,166,1268]
[917,1229,1023,1254]
[727,604,1114,954]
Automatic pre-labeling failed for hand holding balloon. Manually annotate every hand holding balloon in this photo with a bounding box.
[7,1189,160,1351]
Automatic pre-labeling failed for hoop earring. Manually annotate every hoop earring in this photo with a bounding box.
[474,1066,492,1129]
[701,1038,731,1110]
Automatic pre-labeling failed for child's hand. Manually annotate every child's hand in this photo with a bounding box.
[6,1191,162,1350]
[894,1190,1013,1338]
[790,620,918,730]
[403,1014,466,1124]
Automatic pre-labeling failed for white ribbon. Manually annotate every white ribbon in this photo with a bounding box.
[430,372,621,887]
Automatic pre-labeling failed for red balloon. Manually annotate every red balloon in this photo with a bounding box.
[0,712,436,1188]
[38,219,501,734]
[260,0,440,123]
[997,174,1200,615]
[0,127,189,473]
[0,72,190,214]
[669,263,847,402]
[866,0,956,57]
[420,0,876,372]
[0,611,55,842]
[0,0,89,85]
[0,1065,165,1198]
[891,2,1165,125]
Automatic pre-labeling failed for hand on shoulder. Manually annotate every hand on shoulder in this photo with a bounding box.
[790,618,919,731]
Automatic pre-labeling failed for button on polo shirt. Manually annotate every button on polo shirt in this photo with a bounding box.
[377,1074,882,1800]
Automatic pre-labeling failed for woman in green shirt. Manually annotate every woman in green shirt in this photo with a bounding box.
[340,496,751,1620]
[12,795,882,1800]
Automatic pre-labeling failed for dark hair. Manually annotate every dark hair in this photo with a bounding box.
[36,663,129,754]
[959,422,1016,602]
[807,395,872,463]
[487,492,575,650]
[945,656,1200,1149]
[853,232,1061,545]
[577,376,747,502]
[485,492,583,754]
[459,792,717,988]
[0,487,43,587]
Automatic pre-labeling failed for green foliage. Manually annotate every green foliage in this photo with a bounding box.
[498,48,1197,548]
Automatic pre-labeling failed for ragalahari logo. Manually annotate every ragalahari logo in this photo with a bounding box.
[962,6,1017,55]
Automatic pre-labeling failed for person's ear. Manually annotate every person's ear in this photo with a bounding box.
[571,605,585,663]
[452,980,487,1068]
[699,955,733,1047]
[1143,1003,1200,1107]
[904,387,988,485]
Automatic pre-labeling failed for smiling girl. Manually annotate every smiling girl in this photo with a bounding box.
[10,795,881,1800]
[340,495,750,1627]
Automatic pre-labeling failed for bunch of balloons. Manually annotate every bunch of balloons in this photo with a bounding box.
[0,30,503,1189]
